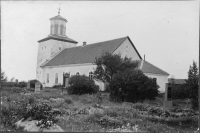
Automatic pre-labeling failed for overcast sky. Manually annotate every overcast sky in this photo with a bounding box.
[2,1,199,81]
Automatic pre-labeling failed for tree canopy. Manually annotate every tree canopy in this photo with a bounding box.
[93,52,139,83]
[1,69,7,83]
[185,61,199,109]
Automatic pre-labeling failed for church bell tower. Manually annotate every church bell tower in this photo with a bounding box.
[49,7,67,37]
[36,9,78,85]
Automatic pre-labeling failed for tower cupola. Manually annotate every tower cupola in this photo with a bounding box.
[49,8,67,36]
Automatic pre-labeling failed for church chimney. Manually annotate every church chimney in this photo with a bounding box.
[83,41,86,46]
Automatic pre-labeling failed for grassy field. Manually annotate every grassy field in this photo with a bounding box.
[1,87,198,132]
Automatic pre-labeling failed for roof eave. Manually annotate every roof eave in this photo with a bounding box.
[127,36,142,59]
[38,36,78,44]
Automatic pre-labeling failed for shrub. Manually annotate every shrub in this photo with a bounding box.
[2,82,17,87]
[24,103,58,128]
[17,81,27,88]
[131,103,148,111]
[52,84,62,89]
[0,99,27,126]
[2,81,27,88]
[67,75,99,95]
[63,97,73,104]
[171,84,190,99]
[11,87,24,93]
[109,69,159,103]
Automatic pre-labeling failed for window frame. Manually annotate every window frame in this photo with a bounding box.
[89,72,93,80]
[55,73,58,84]
[54,24,58,34]
[47,73,49,83]
[153,78,157,83]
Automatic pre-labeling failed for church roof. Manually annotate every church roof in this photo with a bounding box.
[50,15,67,22]
[42,36,142,67]
[38,34,78,44]
[138,60,169,76]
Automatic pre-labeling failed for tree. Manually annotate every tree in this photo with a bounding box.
[1,69,7,83]
[10,77,15,82]
[93,52,139,83]
[185,61,199,109]
[109,69,159,102]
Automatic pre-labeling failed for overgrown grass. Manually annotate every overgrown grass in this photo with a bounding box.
[1,87,198,132]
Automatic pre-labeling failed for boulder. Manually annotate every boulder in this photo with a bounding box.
[50,98,65,105]
[87,107,104,115]
[15,119,64,132]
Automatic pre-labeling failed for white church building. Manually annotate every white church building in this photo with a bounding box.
[36,13,169,92]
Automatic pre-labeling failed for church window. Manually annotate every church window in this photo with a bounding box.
[50,25,53,34]
[59,47,61,50]
[47,74,49,83]
[89,72,93,80]
[76,72,79,75]
[63,28,66,36]
[55,73,58,84]
[54,24,58,34]
[153,78,157,83]
[60,24,64,35]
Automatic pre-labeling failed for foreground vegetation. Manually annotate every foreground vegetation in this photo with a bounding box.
[1,87,198,132]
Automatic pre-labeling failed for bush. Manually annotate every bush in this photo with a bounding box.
[2,82,17,87]
[17,81,27,88]
[131,103,148,111]
[171,84,190,99]
[52,84,62,89]
[109,69,159,103]
[0,99,27,126]
[24,103,58,128]
[2,81,27,88]
[11,87,24,93]
[67,75,99,95]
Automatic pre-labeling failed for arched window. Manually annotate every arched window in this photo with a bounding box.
[60,24,64,35]
[47,74,49,83]
[54,24,58,34]
[89,72,93,80]
[50,25,53,34]
[63,28,66,36]
[55,73,58,84]
[76,72,79,75]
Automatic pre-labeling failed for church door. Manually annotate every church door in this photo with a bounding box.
[63,72,70,88]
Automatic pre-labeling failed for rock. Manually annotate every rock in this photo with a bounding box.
[24,93,32,96]
[87,107,104,115]
[42,125,64,132]
[15,119,64,132]
[101,105,109,109]
[50,98,65,104]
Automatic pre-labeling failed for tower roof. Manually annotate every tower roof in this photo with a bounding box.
[38,34,78,44]
[50,15,67,22]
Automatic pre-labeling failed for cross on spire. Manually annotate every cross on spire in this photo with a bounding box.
[58,7,61,15]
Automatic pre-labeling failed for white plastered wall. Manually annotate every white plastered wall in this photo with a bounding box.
[113,38,141,60]
[42,64,106,91]
[50,20,66,36]
[143,73,169,93]
[36,39,77,83]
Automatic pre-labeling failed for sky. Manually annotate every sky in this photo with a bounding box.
[1,1,199,82]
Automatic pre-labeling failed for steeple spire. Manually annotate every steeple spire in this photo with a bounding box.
[58,7,61,15]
